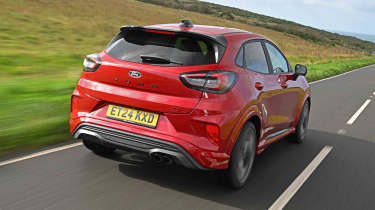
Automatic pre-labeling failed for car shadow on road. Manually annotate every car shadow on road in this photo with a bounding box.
[101,129,375,210]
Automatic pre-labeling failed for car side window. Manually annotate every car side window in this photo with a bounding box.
[265,42,289,74]
[244,42,269,74]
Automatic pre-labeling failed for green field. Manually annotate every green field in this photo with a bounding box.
[1,0,375,156]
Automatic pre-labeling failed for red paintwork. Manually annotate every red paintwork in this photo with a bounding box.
[70,24,311,169]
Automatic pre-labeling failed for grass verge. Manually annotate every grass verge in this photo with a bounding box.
[306,57,375,81]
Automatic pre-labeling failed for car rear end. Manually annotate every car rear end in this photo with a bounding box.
[70,26,238,169]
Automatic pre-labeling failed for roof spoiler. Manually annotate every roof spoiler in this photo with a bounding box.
[119,25,227,47]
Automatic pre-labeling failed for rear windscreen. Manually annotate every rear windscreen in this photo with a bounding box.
[106,29,225,66]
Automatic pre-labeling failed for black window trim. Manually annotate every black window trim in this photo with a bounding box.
[262,40,292,74]
[234,39,272,75]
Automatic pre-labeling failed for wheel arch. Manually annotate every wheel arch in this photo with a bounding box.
[247,115,261,144]
[225,105,263,155]
[293,93,311,127]
[306,96,311,109]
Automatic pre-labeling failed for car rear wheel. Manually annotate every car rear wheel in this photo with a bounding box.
[222,122,257,189]
[82,136,115,155]
[291,101,310,143]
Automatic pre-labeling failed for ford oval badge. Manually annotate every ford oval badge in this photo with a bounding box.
[129,70,141,78]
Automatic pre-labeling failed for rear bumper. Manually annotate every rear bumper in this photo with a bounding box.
[73,123,212,170]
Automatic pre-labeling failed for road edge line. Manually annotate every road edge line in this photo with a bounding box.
[268,145,333,210]
[0,142,83,167]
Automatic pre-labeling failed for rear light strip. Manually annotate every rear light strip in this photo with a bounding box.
[180,70,237,94]
[145,29,176,35]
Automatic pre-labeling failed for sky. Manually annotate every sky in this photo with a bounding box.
[202,0,375,35]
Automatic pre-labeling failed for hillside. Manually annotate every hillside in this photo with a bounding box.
[0,0,373,68]
[333,31,375,44]
[138,0,375,53]
[0,0,371,66]
[0,0,375,156]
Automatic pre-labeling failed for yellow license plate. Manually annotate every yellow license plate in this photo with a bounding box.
[106,105,159,128]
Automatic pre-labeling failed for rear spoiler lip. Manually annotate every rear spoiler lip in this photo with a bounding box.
[120,25,227,47]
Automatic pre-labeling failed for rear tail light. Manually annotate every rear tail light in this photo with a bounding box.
[180,71,237,94]
[83,54,101,72]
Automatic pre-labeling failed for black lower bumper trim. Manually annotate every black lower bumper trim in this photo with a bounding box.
[73,123,210,170]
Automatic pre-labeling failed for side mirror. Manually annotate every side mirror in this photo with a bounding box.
[294,64,307,77]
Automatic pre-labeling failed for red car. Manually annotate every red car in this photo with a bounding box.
[71,20,311,188]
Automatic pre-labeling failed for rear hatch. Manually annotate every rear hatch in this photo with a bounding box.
[80,27,226,114]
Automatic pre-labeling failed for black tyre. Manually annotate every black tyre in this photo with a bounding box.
[290,101,310,143]
[222,122,257,189]
[82,137,115,155]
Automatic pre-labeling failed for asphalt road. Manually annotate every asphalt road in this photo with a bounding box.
[1,65,375,210]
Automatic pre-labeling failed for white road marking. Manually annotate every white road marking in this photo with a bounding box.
[269,145,333,210]
[346,99,371,125]
[337,129,347,135]
[0,142,82,167]
[308,64,375,85]
[373,92,375,95]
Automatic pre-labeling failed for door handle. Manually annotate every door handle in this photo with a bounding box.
[255,82,264,90]
[281,82,288,89]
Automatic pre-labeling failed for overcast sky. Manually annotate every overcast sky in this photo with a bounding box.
[202,0,375,35]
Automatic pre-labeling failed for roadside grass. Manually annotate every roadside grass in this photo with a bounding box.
[1,0,375,156]
[306,57,375,81]
[0,76,75,156]
[289,55,375,81]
